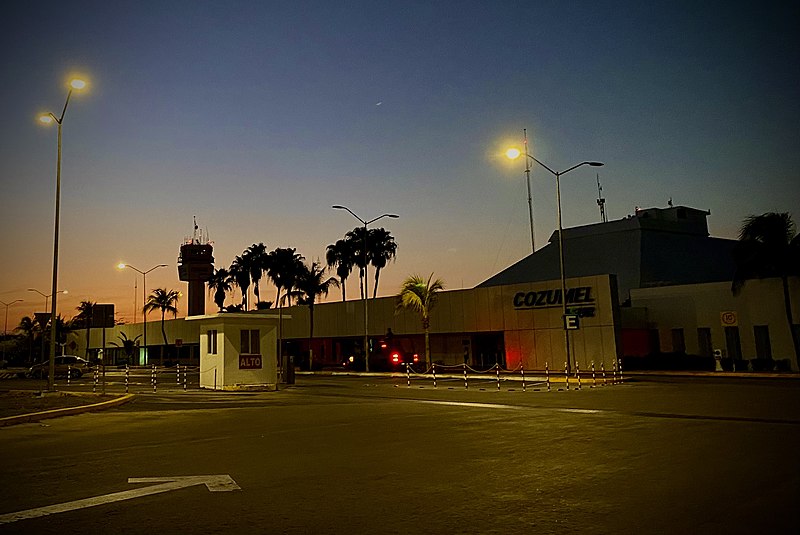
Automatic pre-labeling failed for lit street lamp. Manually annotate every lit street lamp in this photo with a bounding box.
[118,263,167,365]
[332,205,399,372]
[506,149,603,373]
[39,76,87,391]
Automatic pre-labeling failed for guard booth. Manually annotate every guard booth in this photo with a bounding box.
[186,313,286,390]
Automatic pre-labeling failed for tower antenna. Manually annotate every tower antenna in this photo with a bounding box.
[596,174,607,223]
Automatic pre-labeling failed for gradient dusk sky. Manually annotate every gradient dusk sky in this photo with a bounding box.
[1,0,798,328]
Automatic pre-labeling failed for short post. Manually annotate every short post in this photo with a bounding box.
[618,358,624,383]
[183,365,187,391]
[463,362,468,390]
[67,365,71,387]
[152,365,157,393]
[125,364,129,394]
[93,366,98,393]
[565,361,570,390]
[576,362,582,390]
[601,361,607,386]
[521,365,526,392]
[612,359,618,385]
[432,363,437,388]
[591,361,597,387]
[406,362,411,388]
[177,364,181,387]
[496,363,501,391]
[545,361,551,392]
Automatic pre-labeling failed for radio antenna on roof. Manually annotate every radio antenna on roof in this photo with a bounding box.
[596,174,607,223]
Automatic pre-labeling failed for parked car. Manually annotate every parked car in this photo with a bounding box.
[28,355,92,379]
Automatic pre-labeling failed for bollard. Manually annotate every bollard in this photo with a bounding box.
[591,361,597,388]
[612,359,618,385]
[67,365,71,387]
[496,363,501,391]
[545,361,551,392]
[521,366,526,392]
[432,363,437,388]
[601,361,607,386]
[177,364,181,387]
[463,362,468,390]
[618,358,624,383]
[125,364,129,394]
[152,365,157,393]
[406,363,411,388]
[93,366,98,393]
[565,361,570,390]
[576,362,582,390]
[183,365,187,391]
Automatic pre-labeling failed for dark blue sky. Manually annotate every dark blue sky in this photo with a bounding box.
[1,0,798,323]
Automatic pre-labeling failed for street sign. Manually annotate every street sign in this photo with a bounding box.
[564,314,580,330]
[720,311,738,327]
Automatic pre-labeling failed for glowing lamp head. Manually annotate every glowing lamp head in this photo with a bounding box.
[39,114,54,124]
[506,148,521,160]
[117,263,126,270]
[69,79,87,90]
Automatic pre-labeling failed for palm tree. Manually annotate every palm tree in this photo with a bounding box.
[244,242,269,306]
[326,239,355,302]
[229,255,251,310]
[345,227,368,300]
[75,300,95,360]
[368,227,397,299]
[267,247,305,373]
[396,273,445,367]
[285,261,339,370]
[207,268,232,312]
[143,288,180,365]
[15,316,38,364]
[732,212,800,368]
[110,332,141,365]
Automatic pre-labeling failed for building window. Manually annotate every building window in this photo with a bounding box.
[697,328,712,357]
[671,328,686,353]
[207,330,218,354]
[240,329,260,355]
[754,326,772,359]
[725,327,742,360]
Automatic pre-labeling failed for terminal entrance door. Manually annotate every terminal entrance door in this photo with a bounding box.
[471,333,505,369]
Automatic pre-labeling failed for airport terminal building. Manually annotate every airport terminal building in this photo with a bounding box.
[76,206,799,373]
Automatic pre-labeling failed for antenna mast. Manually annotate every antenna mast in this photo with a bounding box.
[596,174,607,223]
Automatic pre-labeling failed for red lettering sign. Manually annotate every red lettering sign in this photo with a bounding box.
[239,354,262,369]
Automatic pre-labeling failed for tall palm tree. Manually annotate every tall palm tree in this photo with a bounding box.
[229,255,251,310]
[207,268,232,312]
[285,261,339,370]
[244,242,268,306]
[345,227,368,300]
[326,239,355,302]
[267,247,305,373]
[143,288,180,365]
[732,212,800,368]
[396,273,445,367]
[75,300,95,360]
[368,227,397,299]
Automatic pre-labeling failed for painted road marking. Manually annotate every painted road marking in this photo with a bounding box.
[0,475,240,525]
[407,400,524,410]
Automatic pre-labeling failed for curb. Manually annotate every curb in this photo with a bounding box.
[0,393,135,427]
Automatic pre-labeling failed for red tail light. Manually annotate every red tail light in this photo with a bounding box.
[391,353,400,363]
[413,354,419,363]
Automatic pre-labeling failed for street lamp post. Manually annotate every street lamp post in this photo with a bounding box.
[506,149,603,373]
[118,263,168,365]
[39,77,87,391]
[27,288,67,314]
[332,205,399,372]
[1,299,23,363]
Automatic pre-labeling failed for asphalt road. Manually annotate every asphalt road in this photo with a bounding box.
[0,375,798,534]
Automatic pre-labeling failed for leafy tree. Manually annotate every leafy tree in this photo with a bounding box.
[229,255,251,310]
[732,212,800,368]
[368,227,397,298]
[143,288,180,365]
[74,300,96,360]
[396,273,445,367]
[326,238,355,302]
[285,261,339,370]
[207,268,232,312]
[110,332,141,364]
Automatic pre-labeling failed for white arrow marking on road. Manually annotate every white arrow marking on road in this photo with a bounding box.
[0,475,240,525]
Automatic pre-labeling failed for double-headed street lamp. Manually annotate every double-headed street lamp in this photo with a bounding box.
[332,205,399,373]
[506,148,603,373]
[118,263,167,364]
[27,288,68,314]
[39,77,87,391]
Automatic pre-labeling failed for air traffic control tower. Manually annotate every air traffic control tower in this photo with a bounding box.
[178,219,214,316]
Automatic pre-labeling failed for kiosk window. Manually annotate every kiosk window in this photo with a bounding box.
[207,330,218,354]
[240,329,260,355]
